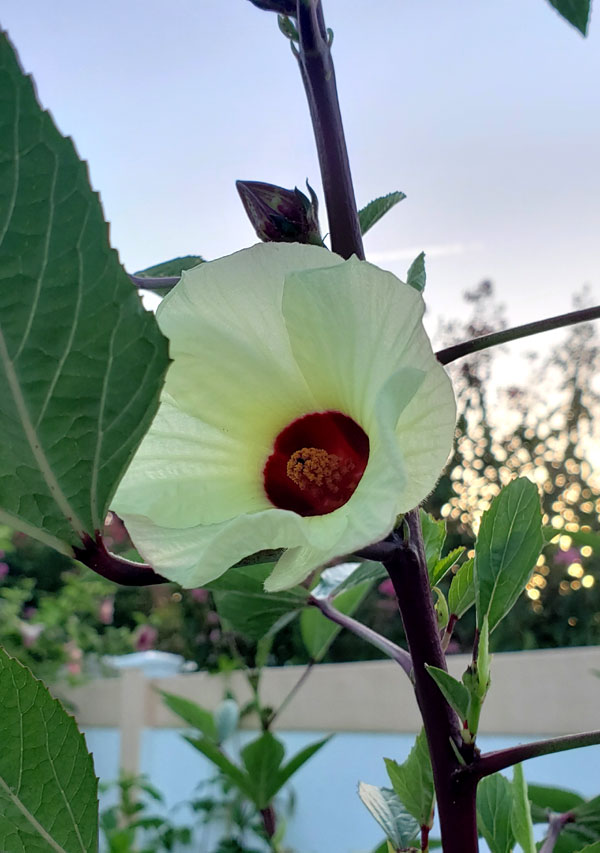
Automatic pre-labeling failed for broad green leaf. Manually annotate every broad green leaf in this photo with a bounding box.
[385,729,434,827]
[159,690,217,741]
[301,580,371,661]
[474,478,543,631]
[575,844,600,852]
[0,32,168,552]
[358,783,420,849]
[309,561,363,599]
[274,736,331,792]
[546,0,591,34]
[477,773,515,853]
[358,191,406,235]
[420,510,446,581]
[425,665,469,721]
[185,735,254,801]
[240,733,285,809]
[448,558,475,618]
[406,252,426,293]
[208,564,307,640]
[512,764,535,853]
[528,783,584,821]
[0,647,98,852]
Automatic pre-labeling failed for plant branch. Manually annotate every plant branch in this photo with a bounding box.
[308,595,413,678]
[295,0,364,260]
[436,305,600,365]
[384,512,479,852]
[267,659,316,727]
[129,274,179,291]
[474,729,600,779]
[539,812,575,853]
[73,532,168,586]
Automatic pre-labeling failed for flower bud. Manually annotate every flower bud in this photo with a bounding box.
[247,0,297,14]
[236,179,322,246]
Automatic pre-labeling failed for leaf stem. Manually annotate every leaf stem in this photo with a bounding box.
[267,660,316,727]
[308,595,413,678]
[73,532,168,586]
[295,0,365,260]
[129,274,179,291]
[539,812,575,853]
[473,729,600,779]
[436,305,600,365]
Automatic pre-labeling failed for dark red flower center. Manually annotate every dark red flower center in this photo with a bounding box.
[263,411,369,516]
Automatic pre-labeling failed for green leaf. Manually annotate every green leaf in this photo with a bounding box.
[240,733,285,809]
[420,510,446,582]
[358,783,420,849]
[425,665,469,721]
[474,478,543,631]
[385,729,434,827]
[309,560,363,598]
[511,764,535,853]
[406,252,426,293]
[527,783,585,820]
[134,255,204,278]
[430,547,466,586]
[477,773,515,853]
[185,735,254,801]
[358,191,406,235]
[0,32,168,552]
[301,580,371,661]
[0,647,98,852]
[448,558,475,618]
[546,0,591,35]
[134,256,204,295]
[208,564,307,640]
[159,690,217,741]
[274,736,331,792]
[575,844,600,852]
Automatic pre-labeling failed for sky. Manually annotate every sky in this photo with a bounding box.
[2,0,599,363]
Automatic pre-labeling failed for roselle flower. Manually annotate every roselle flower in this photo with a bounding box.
[112,243,455,592]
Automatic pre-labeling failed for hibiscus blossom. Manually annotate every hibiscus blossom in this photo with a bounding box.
[113,243,455,591]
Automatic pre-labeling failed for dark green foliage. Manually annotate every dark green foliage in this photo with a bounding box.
[0,648,98,852]
[0,31,168,552]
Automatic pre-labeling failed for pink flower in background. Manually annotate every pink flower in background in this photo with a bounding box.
[190,588,209,603]
[64,641,83,675]
[19,621,43,648]
[208,628,221,644]
[378,578,396,597]
[22,606,37,619]
[554,548,581,565]
[0,562,9,579]
[134,624,158,651]
[98,596,115,625]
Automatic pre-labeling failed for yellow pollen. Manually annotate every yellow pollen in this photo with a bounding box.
[286,447,355,492]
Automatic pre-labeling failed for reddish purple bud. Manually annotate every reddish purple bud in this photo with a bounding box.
[248,0,297,15]
[190,588,209,603]
[99,596,115,625]
[0,561,9,579]
[134,624,158,651]
[236,179,322,246]
[378,578,396,598]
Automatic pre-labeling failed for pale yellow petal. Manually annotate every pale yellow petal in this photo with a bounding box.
[112,395,269,527]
